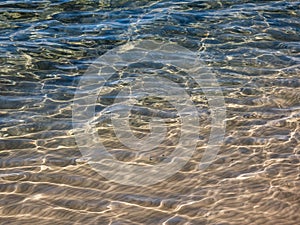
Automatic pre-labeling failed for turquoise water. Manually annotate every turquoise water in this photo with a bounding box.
[0,0,300,224]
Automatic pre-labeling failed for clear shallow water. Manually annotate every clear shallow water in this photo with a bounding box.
[0,0,300,224]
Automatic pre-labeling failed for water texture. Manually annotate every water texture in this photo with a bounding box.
[0,0,300,224]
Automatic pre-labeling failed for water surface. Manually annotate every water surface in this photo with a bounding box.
[0,0,300,224]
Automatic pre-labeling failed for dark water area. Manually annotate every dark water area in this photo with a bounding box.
[0,0,300,224]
